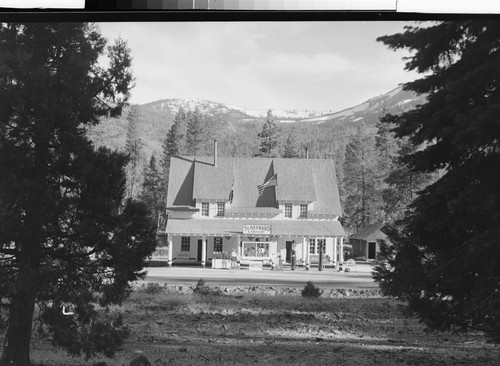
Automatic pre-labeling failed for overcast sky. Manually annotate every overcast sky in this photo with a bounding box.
[98,21,422,112]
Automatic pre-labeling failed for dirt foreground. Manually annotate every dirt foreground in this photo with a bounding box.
[8,282,500,365]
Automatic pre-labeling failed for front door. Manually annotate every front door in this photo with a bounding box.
[368,242,376,260]
[197,239,203,261]
[285,241,293,262]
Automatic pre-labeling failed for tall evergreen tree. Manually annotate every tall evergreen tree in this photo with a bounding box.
[125,104,143,199]
[139,154,164,222]
[380,137,432,221]
[342,125,380,232]
[373,21,500,343]
[160,108,186,208]
[161,108,185,178]
[162,108,185,161]
[283,127,300,158]
[258,109,280,157]
[0,23,156,364]
[374,116,399,221]
[186,107,203,156]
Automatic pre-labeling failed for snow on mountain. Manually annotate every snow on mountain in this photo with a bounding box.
[146,98,334,122]
[140,85,425,129]
[297,86,426,126]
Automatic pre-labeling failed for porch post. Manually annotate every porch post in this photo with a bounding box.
[302,237,307,269]
[318,236,323,272]
[339,236,344,264]
[333,236,338,269]
[202,235,207,268]
[168,237,173,267]
[306,237,310,270]
[237,234,241,258]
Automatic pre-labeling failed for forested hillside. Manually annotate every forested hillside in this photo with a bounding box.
[86,85,430,233]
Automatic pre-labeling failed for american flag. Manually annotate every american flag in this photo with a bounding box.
[257,174,277,196]
[229,179,234,203]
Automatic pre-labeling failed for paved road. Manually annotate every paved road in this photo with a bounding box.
[143,264,378,289]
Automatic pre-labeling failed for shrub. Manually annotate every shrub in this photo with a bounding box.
[193,279,222,297]
[301,281,322,298]
[144,282,163,295]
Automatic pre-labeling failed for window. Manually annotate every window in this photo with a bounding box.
[217,202,225,217]
[318,239,326,254]
[181,237,190,252]
[309,238,316,254]
[213,237,223,252]
[256,242,269,257]
[242,242,269,257]
[300,204,308,218]
[201,202,209,216]
[284,204,292,218]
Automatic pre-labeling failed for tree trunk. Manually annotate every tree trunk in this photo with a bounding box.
[0,267,38,366]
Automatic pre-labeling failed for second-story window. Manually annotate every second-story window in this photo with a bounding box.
[284,204,292,218]
[201,202,209,216]
[217,202,225,217]
[300,204,308,218]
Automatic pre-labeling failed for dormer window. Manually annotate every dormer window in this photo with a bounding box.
[300,204,308,218]
[201,202,209,216]
[284,204,292,218]
[217,202,225,217]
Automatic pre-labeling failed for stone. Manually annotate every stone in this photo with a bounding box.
[130,354,152,366]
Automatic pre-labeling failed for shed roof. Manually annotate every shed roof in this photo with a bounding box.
[166,218,346,237]
[350,222,388,242]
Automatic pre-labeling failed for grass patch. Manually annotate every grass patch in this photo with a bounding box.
[18,286,500,366]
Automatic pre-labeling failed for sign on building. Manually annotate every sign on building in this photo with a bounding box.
[243,224,271,235]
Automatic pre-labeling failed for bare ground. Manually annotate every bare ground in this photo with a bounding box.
[6,283,500,365]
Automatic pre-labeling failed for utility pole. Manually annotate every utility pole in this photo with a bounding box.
[318,240,323,271]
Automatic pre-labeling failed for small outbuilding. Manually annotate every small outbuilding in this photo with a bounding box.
[350,222,391,261]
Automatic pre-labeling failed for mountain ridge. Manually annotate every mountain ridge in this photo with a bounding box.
[86,84,427,161]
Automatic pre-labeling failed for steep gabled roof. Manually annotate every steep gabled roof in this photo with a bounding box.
[166,155,342,215]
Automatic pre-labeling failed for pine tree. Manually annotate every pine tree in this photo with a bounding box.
[161,108,185,177]
[374,115,399,221]
[381,137,432,221]
[283,127,300,158]
[125,104,143,199]
[160,108,186,208]
[139,154,164,222]
[186,107,203,156]
[0,23,156,364]
[373,21,500,343]
[342,125,380,232]
[258,109,280,157]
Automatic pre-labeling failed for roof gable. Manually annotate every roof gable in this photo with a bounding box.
[166,156,196,208]
[273,159,316,202]
[192,158,233,201]
[166,155,342,215]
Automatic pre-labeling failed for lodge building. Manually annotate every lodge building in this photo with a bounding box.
[156,141,346,268]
